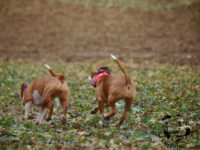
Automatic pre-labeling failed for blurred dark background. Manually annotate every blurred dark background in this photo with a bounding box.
[0,0,199,65]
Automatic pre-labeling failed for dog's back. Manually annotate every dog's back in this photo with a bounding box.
[32,76,68,99]
[22,65,68,106]
[103,73,136,99]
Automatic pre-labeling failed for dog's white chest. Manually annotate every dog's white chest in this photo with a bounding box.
[32,90,43,105]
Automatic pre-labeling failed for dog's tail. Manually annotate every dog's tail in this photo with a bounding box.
[44,64,65,83]
[111,54,131,84]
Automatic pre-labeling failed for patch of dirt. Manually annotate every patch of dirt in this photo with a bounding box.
[0,0,200,65]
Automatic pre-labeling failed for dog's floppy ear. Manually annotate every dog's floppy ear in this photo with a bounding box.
[20,83,26,98]
[98,67,111,74]
[91,71,98,78]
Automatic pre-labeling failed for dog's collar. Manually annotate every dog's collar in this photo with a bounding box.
[92,72,110,87]
[23,82,31,93]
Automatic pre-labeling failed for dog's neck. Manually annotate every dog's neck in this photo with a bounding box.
[92,72,110,87]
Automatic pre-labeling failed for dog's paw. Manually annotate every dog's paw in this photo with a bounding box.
[35,121,40,125]
[23,116,28,120]
[28,115,34,120]
[90,110,97,114]
[115,124,120,127]
[104,116,111,121]
[61,117,66,124]
[35,120,50,125]
[46,117,52,121]
[23,115,33,120]
[35,119,43,125]
[115,123,122,127]
[90,111,96,114]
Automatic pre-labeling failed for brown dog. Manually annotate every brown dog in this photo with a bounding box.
[20,64,69,124]
[90,54,136,126]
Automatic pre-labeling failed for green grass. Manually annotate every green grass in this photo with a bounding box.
[1,0,199,14]
[0,60,200,149]
[57,0,199,9]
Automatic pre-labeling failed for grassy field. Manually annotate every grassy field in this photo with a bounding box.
[0,60,199,149]
[54,0,199,9]
[0,0,200,149]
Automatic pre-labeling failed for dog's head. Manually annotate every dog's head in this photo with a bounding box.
[20,83,26,98]
[89,67,111,87]
[20,82,31,98]
[90,67,111,78]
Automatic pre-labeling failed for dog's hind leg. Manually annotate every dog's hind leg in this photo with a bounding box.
[35,94,50,124]
[116,98,132,127]
[36,107,46,124]
[46,102,54,121]
[40,95,53,121]
[59,92,69,124]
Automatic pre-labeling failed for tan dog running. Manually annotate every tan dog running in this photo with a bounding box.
[21,64,69,124]
[90,54,136,126]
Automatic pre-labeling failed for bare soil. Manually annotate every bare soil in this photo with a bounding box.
[0,0,200,65]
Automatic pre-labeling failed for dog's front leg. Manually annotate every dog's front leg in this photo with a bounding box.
[104,96,118,120]
[24,101,32,119]
[46,102,54,121]
[98,100,105,118]
[36,107,46,124]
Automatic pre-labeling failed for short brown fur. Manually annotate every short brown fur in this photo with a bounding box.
[21,66,69,124]
[90,55,136,126]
